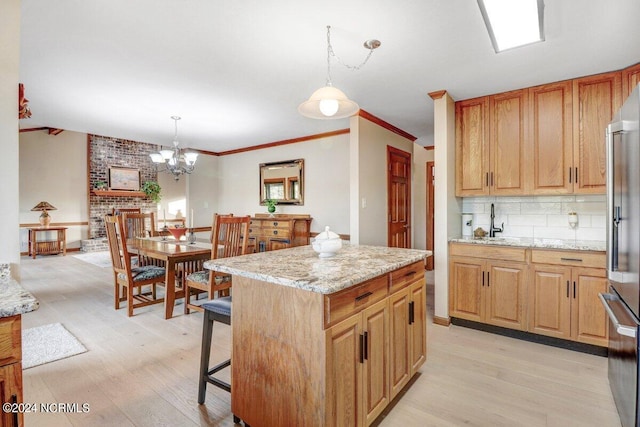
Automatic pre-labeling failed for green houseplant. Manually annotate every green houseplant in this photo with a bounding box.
[142,180,162,203]
[266,199,277,214]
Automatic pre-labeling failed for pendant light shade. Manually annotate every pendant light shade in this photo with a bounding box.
[298,85,359,119]
[298,26,379,120]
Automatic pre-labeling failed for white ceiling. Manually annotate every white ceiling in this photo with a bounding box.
[19,0,640,152]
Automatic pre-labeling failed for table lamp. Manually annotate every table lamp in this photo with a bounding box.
[31,201,57,227]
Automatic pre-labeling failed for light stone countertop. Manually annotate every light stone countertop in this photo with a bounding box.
[0,279,39,317]
[204,243,431,294]
[449,237,606,252]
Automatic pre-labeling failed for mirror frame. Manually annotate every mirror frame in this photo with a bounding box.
[259,159,304,205]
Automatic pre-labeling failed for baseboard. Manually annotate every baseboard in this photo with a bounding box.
[451,317,608,357]
[433,316,451,327]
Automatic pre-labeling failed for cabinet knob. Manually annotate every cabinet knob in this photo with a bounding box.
[273,221,278,226]
[273,230,278,235]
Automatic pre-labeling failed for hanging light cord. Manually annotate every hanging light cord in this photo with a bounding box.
[325,25,377,86]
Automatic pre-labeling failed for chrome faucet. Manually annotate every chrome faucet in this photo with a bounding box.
[489,203,503,238]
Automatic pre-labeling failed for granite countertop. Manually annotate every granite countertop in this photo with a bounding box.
[204,244,431,294]
[449,237,606,252]
[0,280,39,317]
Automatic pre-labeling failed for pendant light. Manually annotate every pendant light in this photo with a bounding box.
[149,116,198,181]
[298,26,380,120]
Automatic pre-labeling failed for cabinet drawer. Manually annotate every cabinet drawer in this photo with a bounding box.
[531,249,605,269]
[324,275,388,328]
[389,261,424,294]
[262,228,290,238]
[0,315,21,366]
[450,243,526,262]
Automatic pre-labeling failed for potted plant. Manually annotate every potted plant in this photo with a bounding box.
[266,199,277,214]
[94,180,106,190]
[142,180,162,203]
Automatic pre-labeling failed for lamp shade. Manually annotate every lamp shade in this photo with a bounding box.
[31,201,57,211]
[298,86,360,119]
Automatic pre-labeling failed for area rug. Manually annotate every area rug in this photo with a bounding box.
[22,323,87,369]
[72,251,112,268]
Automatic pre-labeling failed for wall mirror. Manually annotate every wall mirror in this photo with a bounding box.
[260,159,304,205]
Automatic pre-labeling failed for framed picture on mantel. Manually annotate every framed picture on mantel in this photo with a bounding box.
[108,167,140,191]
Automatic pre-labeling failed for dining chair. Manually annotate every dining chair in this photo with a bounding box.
[122,212,157,238]
[104,215,166,317]
[184,214,251,314]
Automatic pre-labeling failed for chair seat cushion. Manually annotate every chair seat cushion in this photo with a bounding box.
[202,296,232,317]
[186,270,231,285]
[118,265,166,282]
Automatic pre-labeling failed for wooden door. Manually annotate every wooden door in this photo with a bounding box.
[387,146,411,248]
[571,267,608,346]
[622,62,640,99]
[388,287,410,399]
[0,363,23,427]
[409,279,427,374]
[455,97,489,196]
[489,89,527,195]
[528,265,572,340]
[484,261,527,331]
[361,299,390,426]
[572,71,622,193]
[449,257,484,322]
[425,161,434,270]
[326,315,362,427]
[529,81,573,194]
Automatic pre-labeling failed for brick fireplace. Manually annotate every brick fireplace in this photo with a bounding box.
[88,134,159,238]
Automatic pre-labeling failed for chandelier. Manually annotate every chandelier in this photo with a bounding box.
[298,26,380,119]
[149,116,198,181]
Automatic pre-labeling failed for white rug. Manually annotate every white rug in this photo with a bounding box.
[72,251,112,268]
[22,323,87,369]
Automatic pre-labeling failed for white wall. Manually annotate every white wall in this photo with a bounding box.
[462,195,606,242]
[216,134,350,235]
[354,117,415,246]
[1,0,21,278]
[19,130,88,251]
[187,153,219,231]
[158,166,187,225]
[413,145,435,250]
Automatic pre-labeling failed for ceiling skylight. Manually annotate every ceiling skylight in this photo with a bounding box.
[478,0,545,53]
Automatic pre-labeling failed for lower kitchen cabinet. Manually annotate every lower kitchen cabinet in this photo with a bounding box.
[449,244,528,331]
[529,263,608,346]
[0,315,24,427]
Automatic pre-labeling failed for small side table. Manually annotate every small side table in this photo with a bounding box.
[28,227,67,259]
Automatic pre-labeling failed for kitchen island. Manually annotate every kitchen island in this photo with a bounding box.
[204,244,430,427]
[0,279,39,427]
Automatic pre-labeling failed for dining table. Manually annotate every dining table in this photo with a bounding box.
[127,237,212,319]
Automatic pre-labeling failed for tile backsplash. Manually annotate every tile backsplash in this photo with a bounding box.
[461,195,606,242]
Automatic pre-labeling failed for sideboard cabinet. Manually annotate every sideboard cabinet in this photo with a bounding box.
[248,214,312,252]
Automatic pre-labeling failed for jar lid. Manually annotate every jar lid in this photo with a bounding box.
[315,226,340,240]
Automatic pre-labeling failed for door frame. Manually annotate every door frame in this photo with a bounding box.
[426,161,434,270]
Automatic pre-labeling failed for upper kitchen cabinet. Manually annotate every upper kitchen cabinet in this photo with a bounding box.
[455,90,527,197]
[455,97,489,196]
[623,62,640,100]
[572,72,621,194]
[528,81,573,194]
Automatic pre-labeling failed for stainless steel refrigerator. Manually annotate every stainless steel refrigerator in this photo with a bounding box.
[602,84,640,427]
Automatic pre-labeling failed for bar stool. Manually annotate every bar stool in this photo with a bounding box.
[198,296,248,425]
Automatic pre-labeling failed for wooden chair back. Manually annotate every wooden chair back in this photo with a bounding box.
[104,215,132,275]
[111,207,141,216]
[213,215,251,259]
[122,212,156,238]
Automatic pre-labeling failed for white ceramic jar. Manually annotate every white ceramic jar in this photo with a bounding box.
[312,226,342,258]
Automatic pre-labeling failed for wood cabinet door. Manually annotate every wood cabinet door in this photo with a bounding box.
[267,238,290,251]
[571,267,608,346]
[572,72,622,194]
[409,279,427,374]
[529,265,572,339]
[485,261,527,331]
[489,89,527,195]
[449,257,484,322]
[456,97,489,196]
[326,315,363,427]
[0,363,22,427]
[622,62,640,100]
[361,299,390,426]
[528,81,573,194]
[388,287,410,399]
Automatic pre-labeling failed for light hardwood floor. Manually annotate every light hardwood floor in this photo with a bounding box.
[19,255,620,427]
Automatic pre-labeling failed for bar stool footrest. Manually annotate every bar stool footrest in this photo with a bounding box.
[205,358,231,392]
